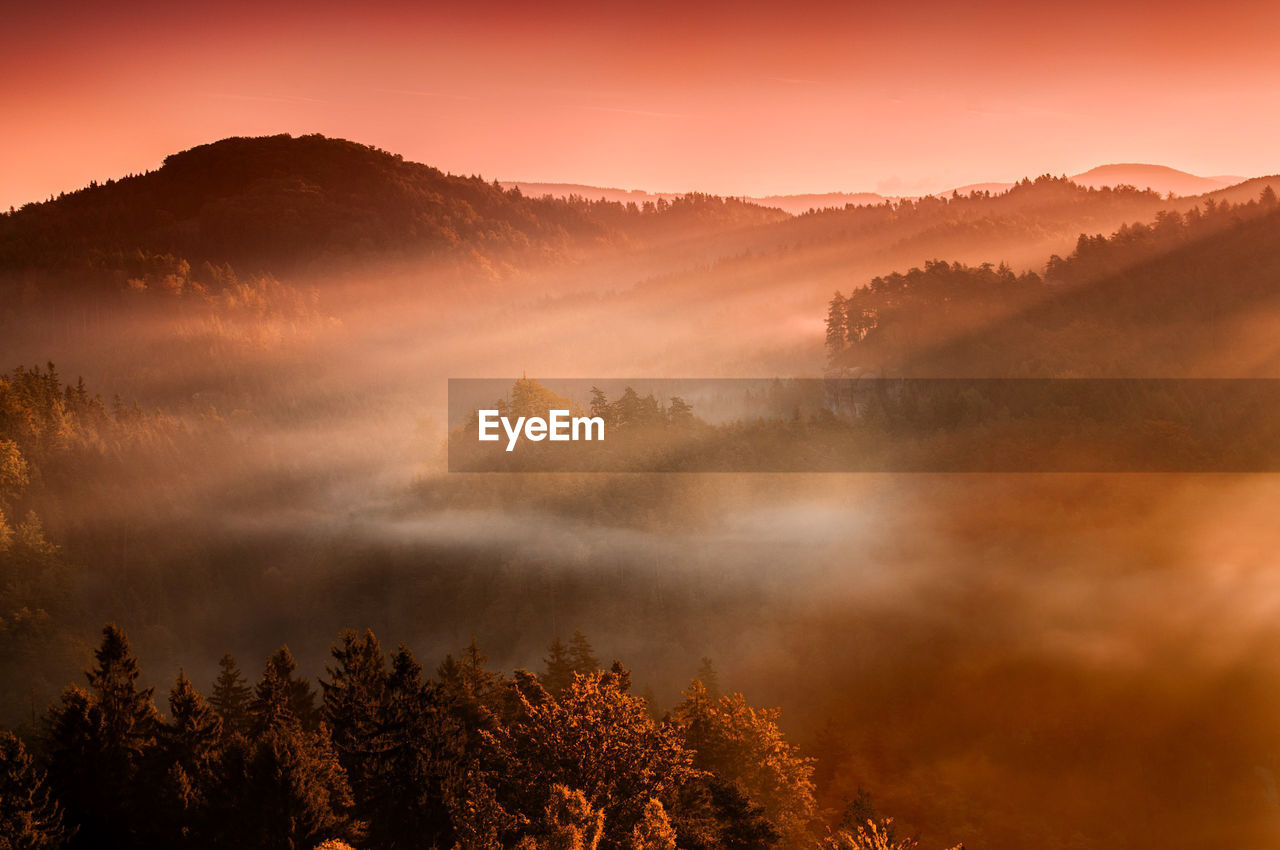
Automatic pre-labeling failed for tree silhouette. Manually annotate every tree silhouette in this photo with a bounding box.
[567,630,599,678]
[208,653,251,738]
[43,624,158,850]
[542,636,574,697]
[0,730,69,849]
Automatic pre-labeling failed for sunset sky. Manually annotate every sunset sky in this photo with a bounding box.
[4,0,1279,208]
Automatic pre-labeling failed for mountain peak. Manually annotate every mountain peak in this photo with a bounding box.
[1069,164,1243,197]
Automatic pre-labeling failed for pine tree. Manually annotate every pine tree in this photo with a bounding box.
[542,637,573,697]
[250,660,294,734]
[457,636,495,700]
[208,653,251,738]
[265,646,318,729]
[86,624,157,751]
[231,720,361,850]
[438,639,500,769]
[148,672,224,848]
[696,657,720,700]
[164,672,223,774]
[672,774,778,850]
[826,291,849,360]
[0,731,69,850]
[217,652,361,850]
[362,646,460,850]
[321,630,387,820]
[667,397,695,427]
[589,387,612,428]
[44,624,159,850]
[566,630,598,678]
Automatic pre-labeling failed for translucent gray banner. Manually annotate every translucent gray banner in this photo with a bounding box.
[447,378,1280,472]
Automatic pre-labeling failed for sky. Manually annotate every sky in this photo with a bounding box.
[3,0,1280,208]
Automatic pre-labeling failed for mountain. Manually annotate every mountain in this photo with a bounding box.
[509,165,1264,216]
[1068,163,1243,196]
[0,134,787,289]
[945,181,1015,196]
[944,167,1260,200]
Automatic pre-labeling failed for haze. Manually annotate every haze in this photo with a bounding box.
[4,3,1280,849]
[5,0,1280,208]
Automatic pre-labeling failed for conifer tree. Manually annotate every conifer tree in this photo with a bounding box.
[542,637,573,697]
[459,636,493,698]
[566,630,599,678]
[696,657,720,700]
[362,646,460,850]
[438,637,500,751]
[164,672,223,775]
[219,652,361,849]
[667,397,695,427]
[265,646,318,729]
[826,291,849,359]
[44,624,158,850]
[589,387,612,428]
[208,653,251,738]
[322,630,387,820]
[147,672,223,847]
[250,659,297,735]
[234,720,360,850]
[0,731,69,850]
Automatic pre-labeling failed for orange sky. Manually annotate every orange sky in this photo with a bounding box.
[4,0,1279,208]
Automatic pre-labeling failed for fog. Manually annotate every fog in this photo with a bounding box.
[5,193,1280,849]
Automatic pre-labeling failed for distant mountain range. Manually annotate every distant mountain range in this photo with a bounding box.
[503,183,888,216]
[2,134,1271,305]
[1068,164,1244,196]
[506,164,1255,214]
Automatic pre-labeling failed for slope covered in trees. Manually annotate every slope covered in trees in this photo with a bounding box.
[0,623,945,850]
[825,186,1280,376]
[0,134,786,295]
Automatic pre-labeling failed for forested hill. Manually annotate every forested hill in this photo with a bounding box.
[0,134,786,288]
[825,186,1280,376]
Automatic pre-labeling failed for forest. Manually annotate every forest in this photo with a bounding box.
[825,188,1280,376]
[5,622,927,850]
[3,134,1280,850]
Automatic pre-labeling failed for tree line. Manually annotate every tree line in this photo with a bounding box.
[824,187,1280,376]
[0,624,954,850]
